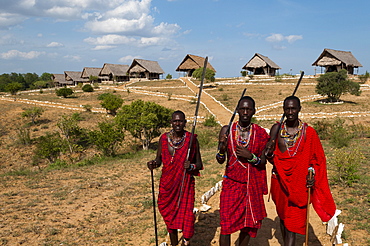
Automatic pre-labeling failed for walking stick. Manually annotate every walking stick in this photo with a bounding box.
[150,168,159,246]
[305,166,315,246]
[177,56,208,208]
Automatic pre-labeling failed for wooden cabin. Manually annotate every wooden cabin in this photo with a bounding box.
[312,48,362,75]
[176,54,216,77]
[64,71,87,86]
[242,53,281,76]
[99,63,130,82]
[81,67,108,83]
[52,74,70,87]
[128,59,164,80]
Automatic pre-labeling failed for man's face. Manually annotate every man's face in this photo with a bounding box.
[237,99,255,124]
[171,113,186,133]
[283,99,301,122]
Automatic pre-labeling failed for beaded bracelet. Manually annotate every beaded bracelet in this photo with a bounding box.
[188,164,196,171]
[254,158,261,166]
[216,152,225,158]
[248,153,258,163]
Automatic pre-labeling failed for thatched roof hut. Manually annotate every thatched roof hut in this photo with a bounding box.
[176,54,216,77]
[52,74,71,87]
[81,67,108,83]
[99,63,130,82]
[64,71,87,85]
[242,53,281,76]
[128,59,164,80]
[312,48,362,75]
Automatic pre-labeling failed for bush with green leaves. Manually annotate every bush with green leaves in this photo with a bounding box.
[166,74,172,80]
[82,84,94,92]
[21,107,44,125]
[203,115,219,127]
[358,71,369,84]
[316,69,361,102]
[330,148,363,186]
[34,132,65,163]
[88,121,124,156]
[115,100,172,150]
[16,126,32,145]
[5,82,22,96]
[192,67,215,82]
[329,118,352,148]
[98,93,123,116]
[56,87,74,98]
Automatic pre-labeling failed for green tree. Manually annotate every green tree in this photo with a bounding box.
[5,82,22,99]
[82,84,94,92]
[89,75,99,83]
[40,72,53,82]
[192,67,216,82]
[88,121,124,156]
[358,71,370,84]
[21,107,45,125]
[57,113,87,155]
[166,74,172,80]
[98,93,123,116]
[23,72,39,89]
[240,70,247,77]
[116,100,172,150]
[316,69,361,102]
[33,80,47,90]
[56,87,74,98]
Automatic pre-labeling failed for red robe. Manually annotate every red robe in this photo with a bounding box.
[220,122,269,236]
[157,131,199,239]
[271,124,336,235]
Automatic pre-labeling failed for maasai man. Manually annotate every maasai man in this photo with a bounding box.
[216,96,269,246]
[147,110,203,246]
[265,96,336,246]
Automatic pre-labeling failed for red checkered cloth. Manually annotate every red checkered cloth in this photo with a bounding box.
[220,122,269,236]
[271,124,336,235]
[157,131,198,239]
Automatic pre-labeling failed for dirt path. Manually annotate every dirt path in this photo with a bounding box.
[179,77,333,245]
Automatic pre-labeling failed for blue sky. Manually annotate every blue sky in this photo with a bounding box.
[0,0,369,78]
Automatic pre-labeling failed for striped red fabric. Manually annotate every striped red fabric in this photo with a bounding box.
[271,125,336,235]
[220,123,269,236]
[157,131,198,239]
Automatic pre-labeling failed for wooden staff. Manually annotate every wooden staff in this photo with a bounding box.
[225,88,247,136]
[305,166,315,246]
[177,56,208,208]
[150,168,159,246]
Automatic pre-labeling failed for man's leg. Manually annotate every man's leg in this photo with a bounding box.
[280,220,296,246]
[238,231,250,246]
[169,230,178,246]
[219,234,230,246]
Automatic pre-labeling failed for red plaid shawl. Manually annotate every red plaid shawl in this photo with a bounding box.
[220,122,269,236]
[157,131,198,239]
[271,124,336,235]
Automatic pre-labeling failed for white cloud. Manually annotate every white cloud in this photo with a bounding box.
[84,34,136,45]
[118,55,140,63]
[0,49,45,59]
[46,41,64,47]
[266,33,303,43]
[63,55,82,61]
[92,45,116,50]
[0,13,26,29]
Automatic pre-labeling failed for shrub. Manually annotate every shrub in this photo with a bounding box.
[358,71,369,84]
[83,104,93,112]
[56,87,73,98]
[34,132,65,163]
[16,127,32,145]
[192,67,215,82]
[21,107,44,125]
[330,148,363,186]
[203,115,219,127]
[316,69,361,102]
[166,74,172,80]
[82,84,94,92]
[329,118,352,148]
[312,119,332,140]
[88,121,124,156]
[98,93,123,116]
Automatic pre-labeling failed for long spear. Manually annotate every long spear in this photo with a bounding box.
[305,166,315,246]
[225,88,246,136]
[177,56,208,208]
[150,168,159,246]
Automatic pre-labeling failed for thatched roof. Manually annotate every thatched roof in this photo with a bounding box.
[242,53,281,69]
[128,59,164,74]
[64,71,88,82]
[312,48,362,67]
[52,74,73,85]
[99,63,129,76]
[176,54,216,72]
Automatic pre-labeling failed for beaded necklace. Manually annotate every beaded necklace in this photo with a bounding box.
[235,122,252,147]
[167,130,186,150]
[280,119,304,156]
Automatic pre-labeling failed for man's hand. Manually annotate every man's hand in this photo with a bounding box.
[184,160,191,169]
[147,160,158,171]
[265,139,275,157]
[306,169,315,188]
[236,145,252,160]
